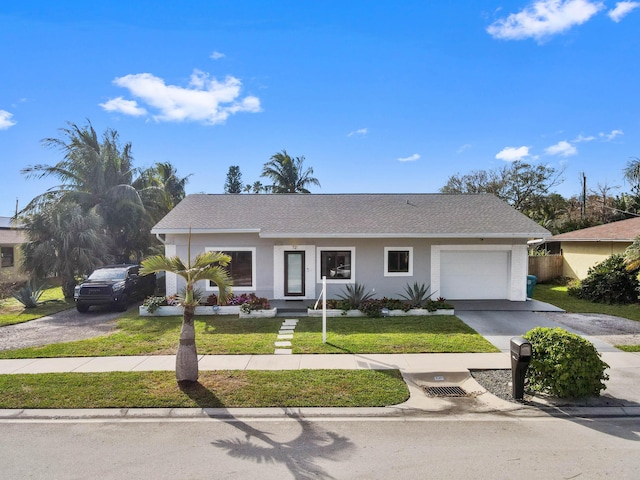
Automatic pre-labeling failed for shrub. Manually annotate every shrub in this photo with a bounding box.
[238,293,271,313]
[337,283,374,310]
[568,254,639,304]
[524,327,609,398]
[398,282,434,307]
[359,297,409,317]
[142,296,170,313]
[12,278,47,308]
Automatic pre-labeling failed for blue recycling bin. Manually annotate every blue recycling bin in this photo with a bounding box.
[526,275,537,298]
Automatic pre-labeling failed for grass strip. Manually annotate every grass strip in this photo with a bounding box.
[0,370,409,408]
[0,287,74,326]
[533,284,640,322]
[0,313,497,358]
[293,316,498,353]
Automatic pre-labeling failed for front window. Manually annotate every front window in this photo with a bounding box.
[384,247,413,276]
[319,249,353,281]
[1,247,14,268]
[207,248,255,290]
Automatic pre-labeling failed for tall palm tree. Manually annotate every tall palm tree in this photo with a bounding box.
[21,121,146,262]
[261,150,321,193]
[135,162,190,217]
[140,241,232,383]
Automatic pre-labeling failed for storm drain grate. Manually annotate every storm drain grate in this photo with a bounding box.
[424,386,468,397]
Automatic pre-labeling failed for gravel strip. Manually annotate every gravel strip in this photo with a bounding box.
[471,369,517,403]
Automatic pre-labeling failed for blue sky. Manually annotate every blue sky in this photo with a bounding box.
[1,0,639,216]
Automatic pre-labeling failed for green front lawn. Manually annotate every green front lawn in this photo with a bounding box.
[0,370,409,409]
[533,283,640,322]
[0,312,498,358]
[0,286,74,327]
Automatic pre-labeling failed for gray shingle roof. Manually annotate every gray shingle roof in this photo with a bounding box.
[151,194,550,239]
[547,216,640,242]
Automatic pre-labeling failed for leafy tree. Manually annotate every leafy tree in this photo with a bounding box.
[261,150,321,193]
[224,165,243,193]
[140,240,232,383]
[441,161,564,217]
[20,202,111,298]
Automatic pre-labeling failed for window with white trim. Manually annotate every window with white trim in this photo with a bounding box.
[206,247,256,290]
[384,247,413,276]
[318,248,354,282]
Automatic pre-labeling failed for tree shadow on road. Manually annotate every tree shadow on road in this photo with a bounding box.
[180,380,357,479]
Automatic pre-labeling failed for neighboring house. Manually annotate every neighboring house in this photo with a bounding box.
[545,216,640,279]
[151,194,550,302]
[0,216,26,282]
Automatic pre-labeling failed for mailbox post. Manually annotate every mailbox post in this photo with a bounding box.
[510,336,532,400]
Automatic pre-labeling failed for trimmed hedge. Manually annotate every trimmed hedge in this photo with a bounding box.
[524,327,609,398]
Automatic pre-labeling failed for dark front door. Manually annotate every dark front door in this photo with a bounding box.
[285,251,305,296]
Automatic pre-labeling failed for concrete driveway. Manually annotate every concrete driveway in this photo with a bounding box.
[452,299,640,407]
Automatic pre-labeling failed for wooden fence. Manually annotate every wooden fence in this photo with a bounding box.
[528,254,563,282]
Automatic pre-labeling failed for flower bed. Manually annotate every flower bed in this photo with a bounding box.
[140,293,271,317]
[139,305,241,316]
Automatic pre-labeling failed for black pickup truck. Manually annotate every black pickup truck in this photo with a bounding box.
[74,264,156,313]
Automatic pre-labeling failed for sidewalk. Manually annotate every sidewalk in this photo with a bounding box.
[1,351,640,420]
[0,352,510,374]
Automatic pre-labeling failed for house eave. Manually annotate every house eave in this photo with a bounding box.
[258,232,550,239]
[150,228,262,235]
[546,238,633,243]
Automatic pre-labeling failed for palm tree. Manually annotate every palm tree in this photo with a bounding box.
[21,121,147,262]
[20,202,111,298]
[135,161,190,217]
[140,240,232,383]
[624,236,640,272]
[261,150,321,193]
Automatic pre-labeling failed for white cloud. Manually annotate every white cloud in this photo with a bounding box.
[600,129,624,140]
[545,140,577,156]
[608,1,640,21]
[0,110,16,129]
[210,51,226,60]
[103,69,261,125]
[457,144,472,153]
[495,146,531,162]
[487,0,604,41]
[398,153,420,162]
[99,97,147,116]
[573,133,596,142]
[347,128,368,137]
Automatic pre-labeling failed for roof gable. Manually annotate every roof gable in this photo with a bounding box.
[151,194,550,239]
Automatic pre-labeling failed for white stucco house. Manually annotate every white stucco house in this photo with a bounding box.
[150,194,550,302]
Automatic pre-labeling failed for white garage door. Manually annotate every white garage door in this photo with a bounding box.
[440,250,509,300]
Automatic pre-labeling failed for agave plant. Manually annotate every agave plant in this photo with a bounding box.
[398,282,435,308]
[12,278,47,309]
[337,283,374,310]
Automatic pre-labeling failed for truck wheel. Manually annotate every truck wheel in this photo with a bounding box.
[116,294,129,312]
[76,303,90,313]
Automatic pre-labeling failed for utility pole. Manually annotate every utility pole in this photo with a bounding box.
[581,173,587,220]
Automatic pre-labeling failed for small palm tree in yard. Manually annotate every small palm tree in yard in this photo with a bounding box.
[140,241,232,383]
